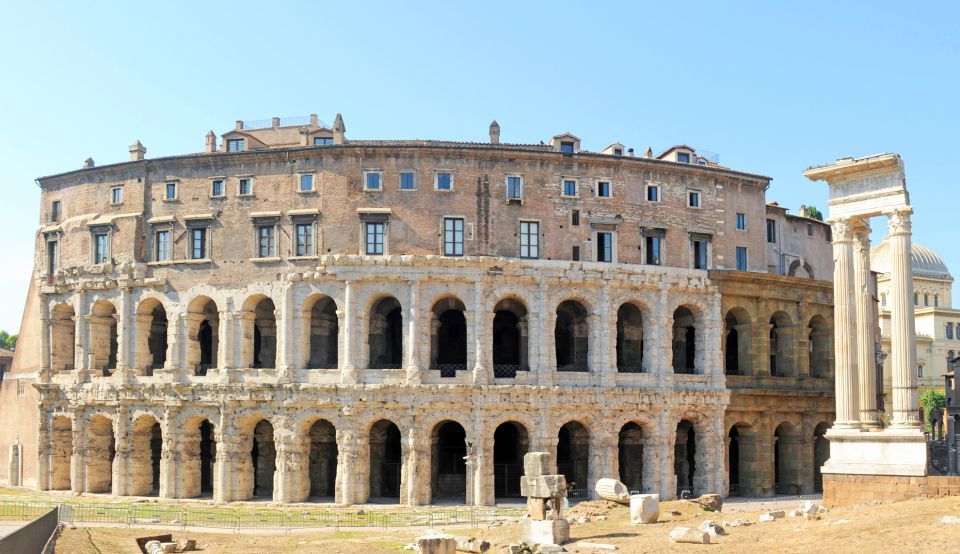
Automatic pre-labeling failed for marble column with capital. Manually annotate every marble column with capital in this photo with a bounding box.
[830,219,860,428]
[887,208,921,428]
[852,220,880,428]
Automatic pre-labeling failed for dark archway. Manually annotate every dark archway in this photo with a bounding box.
[774,422,801,494]
[305,295,338,369]
[252,420,276,498]
[51,304,76,372]
[769,311,794,377]
[813,422,830,493]
[369,297,403,368]
[90,300,118,373]
[556,300,589,371]
[808,315,831,379]
[369,420,402,500]
[49,416,73,490]
[557,421,589,495]
[617,303,644,373]
[247,297,277,368]
[86,415,115,493]
[618,422,644,491]
[494,422,529,498]
[186,296,218,374]
[728,426,740,495]
[431,421,467,501]
[199,420,216,495]
[672,307,697,374]
[432,297,467,375]
[307,420,337,499]
[493,298,528,378]
[674,420,696,496]
[724,308,752,376]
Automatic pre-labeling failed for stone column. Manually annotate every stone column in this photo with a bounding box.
[335,428,360,504]
[163,309,179,371]
[472,279,491,385]
[887,208,921,428]
[829,219,860,428]
[159,408,177,499]
[853,220,880,429]
[39,295,51,378]
[657,289,671,383]
[116,284,131,371]
[406,280,421,384]
[339,281,357,384]
[112,406,130,495]
[597,283,612,386]
[278,280,294,373]
[274,434,305,503]
[218,309,234,370]
[536,280,553,386]
[657,411,676,500]
[213,413,234,503]
[70,411,85,494]
[75,290,88,371]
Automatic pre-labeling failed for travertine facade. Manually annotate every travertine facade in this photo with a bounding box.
[0,115,834,504]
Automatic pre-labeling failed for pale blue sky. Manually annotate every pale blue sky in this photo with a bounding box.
[1,2,958,332]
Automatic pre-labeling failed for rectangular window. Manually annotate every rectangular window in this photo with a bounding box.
[295,223,313,256]
[919,365,924,379]
[365,171,382,191]
[16,379,24,397]
[257,225,276,258]
[365,222,384,255]
[227,138,244,152]
[563,179,577,197]
[155,230,170,261]
[520,221,539,259]
[560,141,574,153]
[165,182,177,200]
[111,187,123,205]
[399,171,416,190]
[596,232,613,262]
[299,174,314,192]
[736,213,746,231]
[436,172,453,191]
[688,191,701,208]
[693,240,708,270]
[93,232,109,264]
[47,240,58,277]
[313,136,332,145]
[766,219,777,243]
[647,185,659,202]
[571,210,580,226]
[191,228,207,260]
[596,181,611,198]
[736,246,748,271]
[211,180,224,197]
[807,222,814,236]
[677,152,691,163]
[239,178,252,195]
[572,245,580,261]
[507,176,523,200]
[645,236,661,265]
[948,323,954,340]
[444,217,464,256]
[50,200,61,222]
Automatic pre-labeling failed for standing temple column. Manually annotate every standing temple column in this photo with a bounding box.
[887,208,921,428]
[853,220,880,428]
[339,281,357,384]
[406,280,421,383]
[829,219,860,428]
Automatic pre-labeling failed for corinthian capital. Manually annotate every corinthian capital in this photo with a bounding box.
[829,219,855,242]
[851,219,871,253]
[887,207,913,236]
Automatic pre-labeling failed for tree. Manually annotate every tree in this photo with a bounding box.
[0,330,16,350]
[802,205,824,221]
[919,388,946,431]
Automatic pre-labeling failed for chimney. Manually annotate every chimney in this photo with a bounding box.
[205,131,217,153]
[235,120,243,131]
[800,204,807,216]
[309,114,319,127]
[332,113,346,145]
[627,148,635,157]
[129,140,146,161]
[272,117,280,128]
[83,157,95,168]
[645,147,653,159]
[299,127,310,146]
[489,120,500,145]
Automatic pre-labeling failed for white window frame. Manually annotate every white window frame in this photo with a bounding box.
[506,175,524,202]
[561,178,578,198]
[687,190,702,208]
[434,170,454,191]
[363,221,386,255]
[155,229,171,262]
[690,237,711,270]
[163,181,178,201]
[398,171,417,191]
[255,223,278,259]
[736,246,748,270]
[646,184,660,202]
[595,179,612,199]
[642,232,664,266]
[237,176,254,197]
[736,213,746,231]
[92,229,110,265]
[298,173,316,193]
[519,220,540,259]
[595,230,616,263]
[210,178,226,198]
[188,225,210,261]
[443,217,465,256]
[364,170,383,191]
[293,221,315,257]
[110,186,123,205]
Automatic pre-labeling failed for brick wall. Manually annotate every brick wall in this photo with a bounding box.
[822,473,960,507]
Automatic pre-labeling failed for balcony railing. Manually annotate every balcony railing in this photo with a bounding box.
[493,364,524,378]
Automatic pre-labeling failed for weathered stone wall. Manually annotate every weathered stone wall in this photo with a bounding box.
[822,473,960,507]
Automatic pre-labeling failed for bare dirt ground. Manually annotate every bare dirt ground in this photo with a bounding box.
[53,495,960,554]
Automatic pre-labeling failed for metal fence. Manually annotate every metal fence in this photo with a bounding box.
[722,494,823,513]
[0,500,524,533]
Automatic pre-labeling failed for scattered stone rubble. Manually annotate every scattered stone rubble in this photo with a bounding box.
[594,479,630,505]
[937,515,960,526]
[668,526,710,544]
[758,510,785,522]
[629,494,659,524]
[697,519,726,537]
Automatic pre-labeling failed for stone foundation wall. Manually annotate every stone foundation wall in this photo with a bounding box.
[822,473,960,507]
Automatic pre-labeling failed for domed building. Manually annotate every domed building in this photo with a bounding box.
[872,238,959,408]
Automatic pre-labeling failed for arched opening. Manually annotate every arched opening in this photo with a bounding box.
[813,422,830,493]
[555,300,589,372]
[727,422,759,496]
[243,296,277,369]
[724,308,752,376]
[431,297,467,376]
[49,416,73,490]
[186,296,218,375]
[307,419,337,500]
[493,422,528,498]
[431,421,467,501]
[368,296,403,369]
[769,311,794,377]
[618,422,644,491]
[672,307,697,374]
[493,298,528,378]
[616,303,644,373]
[808,315,831,379]
[130,415,162,496]
[788,259,814,280]
[557,421,589,495]
[86,415,115,493]
[774,422,801,494]
[135,299,168,374]
[674,420,696,496]
[728,426,740,495]
[89,300,118,374]
[50,304,76,372]
[181,417,216,498]
[304,295,338,369]
[251,419,276,498]
[369,420,402,500]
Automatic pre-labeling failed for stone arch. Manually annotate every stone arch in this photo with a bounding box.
[368,419,403,500]
[672,304,701,374]
[129,414,162,496]
[556,300,589,372]
[134,297,168,374]
[674,419,699,496]
[303,418,337,500]
[50,303,76,372]
[617,422,645,491]
[431,420,467,501]
[302,294,339,369]
[769,310,795,377]
[185,296,219,374]
[808,315,832,379]
[493,421,529,498]
[813,422,830,493]
[724,307,753,376]
[727,421,760,496]
[557,420,590,493]
[788,259,814,280]
[233,415,277,500]
[241,295,277,369]
[774,421,802,494]
[89,299,118,373]
[180,415,217,498]
[85,414,115,493]
[430,296,467,375]
[616,302,645,373]
[492,296,529,377]
[49,415,72,490]
[368,295,403,369]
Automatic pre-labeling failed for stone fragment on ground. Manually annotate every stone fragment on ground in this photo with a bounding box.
[758,510,785,522]
[692,493,722,512]
[937,515,960,526]
[668,526,710,544]
[697,519,726,537]
[725,519,754,527]
[629,494,659,524]
[455,537,491,553]
[416,532,457,554]
[594,478,630,505]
